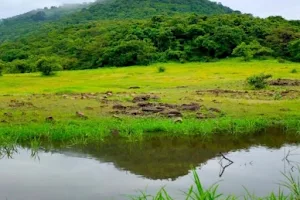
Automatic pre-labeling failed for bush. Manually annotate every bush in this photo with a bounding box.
[36,57,62,76]
[157,66,166,73]
[247,74,272,89]
[277,58,286,63]
[290,68,298,73]
[12,60,32,73]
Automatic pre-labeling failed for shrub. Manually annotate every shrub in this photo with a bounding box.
[291,68,298,73]
[247,74,272,89]
[36,57,62,76]
[232,41,273,61]
[157,66,166,73]
[278,58,286,63]
[12,60,32,73]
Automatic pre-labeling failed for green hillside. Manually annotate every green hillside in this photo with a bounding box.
[0,0,237,42]
[0,0,300,74]
[80,0,237,20]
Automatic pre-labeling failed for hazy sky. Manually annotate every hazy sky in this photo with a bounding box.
[213,0,300,20]
[0,0,95,19]
[0,0,300,19]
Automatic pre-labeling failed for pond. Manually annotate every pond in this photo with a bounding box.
[0,130,299,200]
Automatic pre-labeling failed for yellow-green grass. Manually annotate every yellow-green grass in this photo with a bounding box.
[1,59,299,95]
[0,59,299,143]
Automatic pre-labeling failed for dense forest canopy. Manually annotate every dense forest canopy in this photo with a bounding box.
[0,0,300,73]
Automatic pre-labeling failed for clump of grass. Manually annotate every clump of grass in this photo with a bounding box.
[247,73,272,89]
[280,167,300,199]
[185,170,227,200]
[290,68,298,73]
[157,66,166,73]
[130,168,300,200]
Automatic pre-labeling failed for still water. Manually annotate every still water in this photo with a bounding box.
[0,132,299,200]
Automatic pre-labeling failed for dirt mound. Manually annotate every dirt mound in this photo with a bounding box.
[181,103,201,111]
[269,79,300,86]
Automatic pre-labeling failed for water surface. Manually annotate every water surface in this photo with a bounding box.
[0,132,299,200]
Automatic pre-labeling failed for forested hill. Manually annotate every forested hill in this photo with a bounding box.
[1,13,300,74]
[0,0,237,42]
[75,0,237,21]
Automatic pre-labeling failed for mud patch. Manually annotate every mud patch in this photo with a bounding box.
[269,79,300,86]
[9,100,35,108]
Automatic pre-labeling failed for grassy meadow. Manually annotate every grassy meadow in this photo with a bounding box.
[0,59,300,143]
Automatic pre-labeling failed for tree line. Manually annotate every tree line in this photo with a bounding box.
[0,13,300,73]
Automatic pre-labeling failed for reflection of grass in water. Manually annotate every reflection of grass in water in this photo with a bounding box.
[130,169,300,200]
[0,117,299,144]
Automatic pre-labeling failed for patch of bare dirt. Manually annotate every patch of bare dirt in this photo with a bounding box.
[9,100,35,108]
[269,79,300,86]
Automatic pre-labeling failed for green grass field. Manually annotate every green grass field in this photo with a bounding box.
[0,59,300,143]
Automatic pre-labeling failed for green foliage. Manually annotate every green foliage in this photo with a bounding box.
[157,66,166,73]
[288,39,300,62]
[0,0,299,73]
[247,74,272,89]
[36,57,62,76]
[0,62,4,76]
[232,42,254,61]
[232,41,273,61]
[11,60,32,73]
[290,68,298,73]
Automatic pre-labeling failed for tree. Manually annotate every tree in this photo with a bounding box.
[288,39,300,62]
[36,57,62,76]
[232,42,253,61]
[232,41,273,61]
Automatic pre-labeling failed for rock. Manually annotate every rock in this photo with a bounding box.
[113,104,127,110]
[113,114,122,120]
[196,113,207,119]
[130,110,143,116]
[129,86,141,89]
[137,102,154,107]
[181,103,200,111]
[208,108,222,113]
[132,95,151,103]
[105,91,113,96]
[212,100,221,104]
[174,117,183,124]
[46,116,54,122]
[167,110,182,117]
[76,111,88,119]
[142,107,163,113]
[158,103,178,109]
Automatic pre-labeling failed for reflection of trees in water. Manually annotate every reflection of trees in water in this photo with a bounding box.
[0,130,299,180]
[63,132,299,180]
